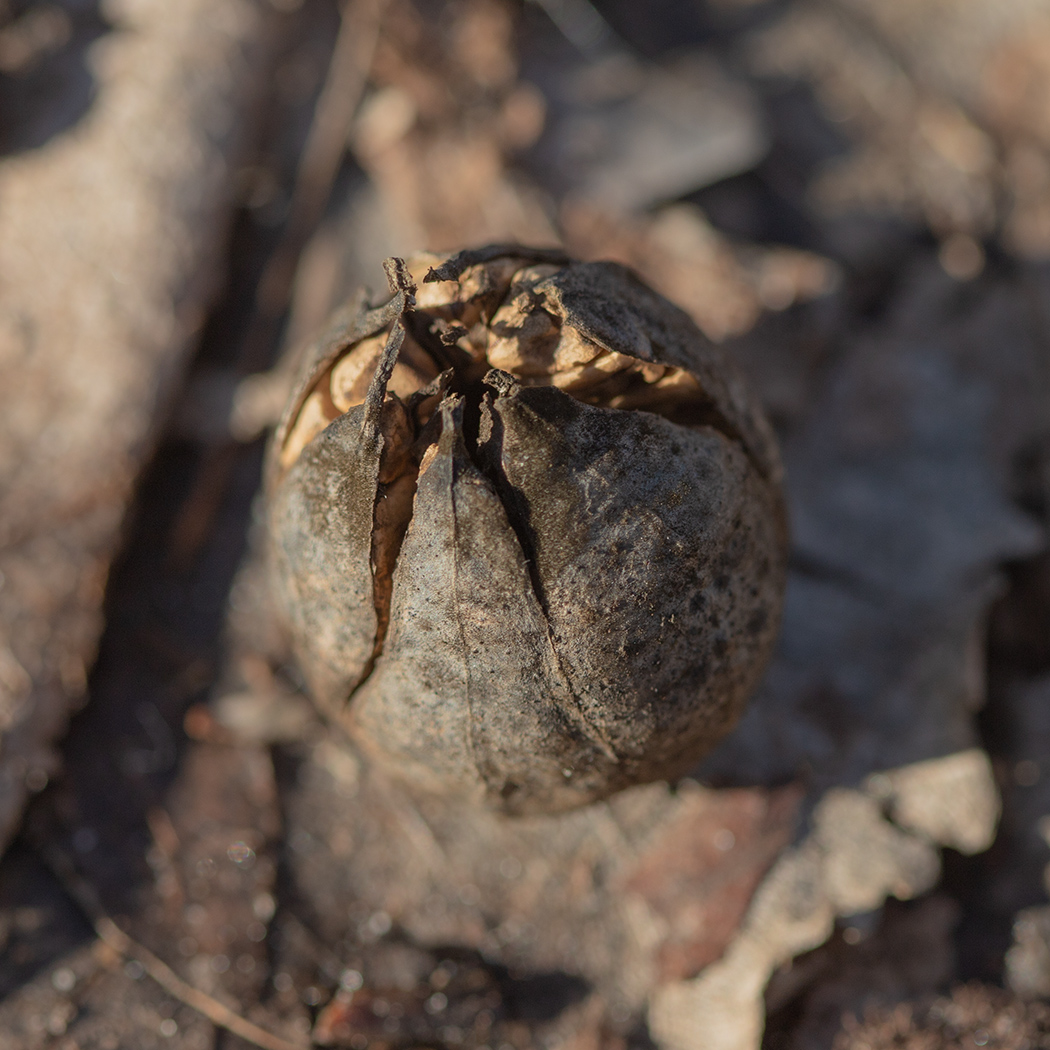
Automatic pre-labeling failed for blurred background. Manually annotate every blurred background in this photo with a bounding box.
[1,0,1050,1047]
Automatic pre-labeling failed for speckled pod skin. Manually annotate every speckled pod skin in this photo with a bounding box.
[267,247,788,815]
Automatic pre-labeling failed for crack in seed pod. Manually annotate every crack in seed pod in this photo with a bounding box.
[267,246,788,814]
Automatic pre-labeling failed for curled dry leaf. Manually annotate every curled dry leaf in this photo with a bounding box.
[267,246,788,814]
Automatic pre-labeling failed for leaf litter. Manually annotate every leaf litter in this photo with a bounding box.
[2,1,1050,1049]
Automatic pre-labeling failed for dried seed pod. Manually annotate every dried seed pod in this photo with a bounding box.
[268,247,788,814]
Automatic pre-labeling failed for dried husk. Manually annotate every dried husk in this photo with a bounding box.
[268,246,787,814]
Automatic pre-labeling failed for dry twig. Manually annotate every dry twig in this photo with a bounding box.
[40,843,311,1050]
[250,0,391,352]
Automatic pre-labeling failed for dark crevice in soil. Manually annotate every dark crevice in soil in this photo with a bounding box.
[787,548,889,606]
[946,542,1050,983]
[0,840,94,999]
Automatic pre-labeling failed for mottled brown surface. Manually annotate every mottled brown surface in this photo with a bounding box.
[833,984,1050,1050]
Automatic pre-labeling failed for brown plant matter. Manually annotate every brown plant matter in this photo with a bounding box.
[267,245,788,814]
[833,984,1050,1050]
